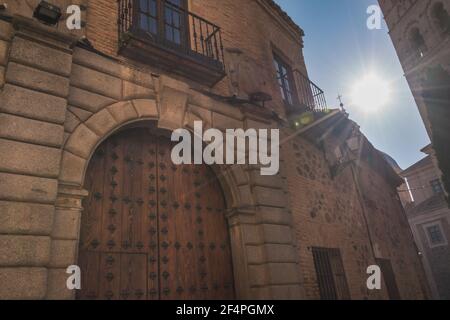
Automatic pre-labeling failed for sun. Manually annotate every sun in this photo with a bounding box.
[351,74,391,112]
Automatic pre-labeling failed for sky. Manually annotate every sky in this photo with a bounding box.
[274,0,430,169]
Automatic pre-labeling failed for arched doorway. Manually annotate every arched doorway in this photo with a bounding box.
[76,126,235,300]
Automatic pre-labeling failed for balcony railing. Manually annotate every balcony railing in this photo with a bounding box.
[293,69,327,113]
[118,0,225,86]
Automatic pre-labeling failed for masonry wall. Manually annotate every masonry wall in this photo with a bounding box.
[282,133,428,300]
[0,0,429,300]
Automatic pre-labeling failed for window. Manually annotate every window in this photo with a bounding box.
[409,28,427,58]
[424,222,447,248]
[273,54,296,106]
[430,179,444,194]
[312,247,350,300]
[431,2,450,33]
[137,0,186,45]
[375,258,401,300]
[426,224,446,245]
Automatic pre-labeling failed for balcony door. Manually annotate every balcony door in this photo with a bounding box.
[137,0,188,48]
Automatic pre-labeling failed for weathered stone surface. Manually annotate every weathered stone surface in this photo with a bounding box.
[68,106,92,122]
[0,65,4,87]
[0,84,67,124]
[269,285,303,300]
[247,244,297,264]
[51,209,81,240]
[0,20,12,41]
[0,201,54,235]
[85,109,117,136]
[6,62,70,97]
[240,224,263,244]
[73,48,154,89]
[249,169,283,189]
[253,186,286,208]
[107,101,138,123]
[0,235,51,266]
[188,104,212,125]
[48,240,77,268]
[59,151,87,185]
[64,110,81,133]
[0,268,47,299]
[65,124,99,159]
[132,99,159,118]
[259,206,291,225]
[46,268,75,300]
[262,224,293,244]
[0,114,64,147]
[158,87,187,130]
[0,172,58,204]
[0,40,8,66]
[68,86,116,113]
[266,263,300,284]
[9,37,72,76]
[71,64,122,100]
[0,139,61,178]
[213,112,244,130]
[123,80,155,100]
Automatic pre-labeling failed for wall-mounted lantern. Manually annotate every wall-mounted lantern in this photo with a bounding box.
[33,1,62,26]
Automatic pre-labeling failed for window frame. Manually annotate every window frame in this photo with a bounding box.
[423,221,448,248]
[430,178,444,195]
[135,0,189,49]
[273,53,298,108]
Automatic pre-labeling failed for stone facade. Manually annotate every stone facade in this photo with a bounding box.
[0,0,428,300]
[399,155,450,300]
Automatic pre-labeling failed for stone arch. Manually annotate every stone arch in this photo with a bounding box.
[60,98,252,209]
[54,98,257,299]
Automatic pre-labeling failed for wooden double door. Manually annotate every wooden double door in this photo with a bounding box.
[77,127,235,300]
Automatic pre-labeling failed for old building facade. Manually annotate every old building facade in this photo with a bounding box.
[379,0,450,204]
[399,151,450,299]
[0,0,428,300]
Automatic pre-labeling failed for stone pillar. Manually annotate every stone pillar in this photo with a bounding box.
[0,15,77,299]
[46,184,87,300]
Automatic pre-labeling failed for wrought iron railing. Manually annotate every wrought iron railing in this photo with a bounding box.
[293,69,327,113]
[118,0,225,69]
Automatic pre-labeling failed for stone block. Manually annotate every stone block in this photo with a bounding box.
[59,151,86,185]
[68,106,92,122]
[46,268,75,300]
[71,64,122,100]
[0,65,4,87]
[85,109,117,136]
[0,235,51,266]
[0,20,12,41]
[6,62,70,98]
[259,206,291,225]
[266,263,300,284]
[249,169,283,189]
[107,101,138,123]
[0,268,47,300]
[253,186,286,208]
[240,224,263,244]
[0,172,58,204]
[0,39,8,66]
[0,84,67,124]
[262,224,293,244]
[65,124,99,159]
[0,139,61,178]
[48,240,77,268]
[0,201,54,235]
[132,99,159,118]
[0,114,64,147]
[64,110,81,133]
[68,86,116,113]
[213,112,244,130]
[51,209,81,240]
[158,87,187,130]
[9,37,72,76]
[123,80,155,100]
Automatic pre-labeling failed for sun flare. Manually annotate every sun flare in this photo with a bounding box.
[351,74,391,112]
